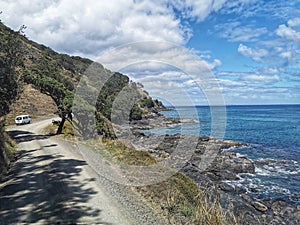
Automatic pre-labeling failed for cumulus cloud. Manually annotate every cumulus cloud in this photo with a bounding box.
[0,0,228,105]
[271,18,300,65]
[0,0,232,58]
[237,44,268,62]
[97,41,223,105]
[287,17,300,27]
[0,0,191,57]
[98,41,222,73]
[276,24,300,42]
[1,0,297,105]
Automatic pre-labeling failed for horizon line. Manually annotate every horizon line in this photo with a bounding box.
[164,103,300,107]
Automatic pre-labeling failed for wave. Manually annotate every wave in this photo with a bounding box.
[254,158,300,176]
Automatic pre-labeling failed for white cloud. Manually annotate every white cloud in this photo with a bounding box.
[276,24,300,42]
[219,0,259,16]
[288,18,300,27]
[185,0,227,21]
[168,0,227,22]
[96,41,224,106]
[214,22,268,42]
[1,0,297,106]
[237,44,268,62]
[0,0,231,58]
[0,0,192,57]
[98,41,221,73]
[259,67,283,75]
[280,51,293,59]
[216,71,246,77]
[219,79,245,87]
[241,74,280,84]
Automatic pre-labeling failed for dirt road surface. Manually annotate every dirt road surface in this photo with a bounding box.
[0,118,164,225]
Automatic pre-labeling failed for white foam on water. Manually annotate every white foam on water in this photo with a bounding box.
[255,158,300,176]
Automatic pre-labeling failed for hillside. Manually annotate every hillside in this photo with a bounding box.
[6,84,57,124]
[0,21,163,176]
[1,20,163,130]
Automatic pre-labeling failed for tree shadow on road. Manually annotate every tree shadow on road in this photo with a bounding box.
[8,130,51,143]
[0,132,113,224]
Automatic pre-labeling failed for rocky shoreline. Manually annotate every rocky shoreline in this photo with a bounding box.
[127,114,300,225]
[130,112,198,130]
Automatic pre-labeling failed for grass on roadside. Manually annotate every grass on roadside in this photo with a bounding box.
[42,120,237,224]
[0,121,17,181]
[86,138,156,166]
[42,119,156,166]
[135,172,237,225]
[42,119,75,140]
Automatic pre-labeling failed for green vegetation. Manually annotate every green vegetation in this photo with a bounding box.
[42,120,75,140]
[0,21,24,118]
[1,19,161,139]
[0,119,17,181]
[24,68,74,134]
[129,104,143,120]
[86,138,156,166]
[95,112,116,138]
[139,98,155,108]
[136,173,237,225]
[96,72,130,120]
[0,20,24,178]
[102,139,156,166]
[21,48,86,134]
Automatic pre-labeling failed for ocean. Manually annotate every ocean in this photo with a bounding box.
[146,105,300,204]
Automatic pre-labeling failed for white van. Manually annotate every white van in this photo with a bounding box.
[15,115,31,125]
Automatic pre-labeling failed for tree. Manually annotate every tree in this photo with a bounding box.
[24,72,73,134]
[0,21,25,175]
[0,22,25,117]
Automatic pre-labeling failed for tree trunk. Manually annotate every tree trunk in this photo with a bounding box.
[56,116,66,134]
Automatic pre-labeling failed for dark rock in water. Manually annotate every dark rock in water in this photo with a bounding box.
[235,185,247,194]
[199,151,255,181]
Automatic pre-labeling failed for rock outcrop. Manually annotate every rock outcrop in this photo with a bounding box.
[127,130,299,225]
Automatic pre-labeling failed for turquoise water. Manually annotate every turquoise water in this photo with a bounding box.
[148,105,300,204]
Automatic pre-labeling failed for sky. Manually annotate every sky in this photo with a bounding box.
[0,0,299,106]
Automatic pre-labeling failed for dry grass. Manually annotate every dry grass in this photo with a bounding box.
[42,121,237,224]
[135,172,238,225]
[86,138,156,166]
[0,122,17,181]
[84,137,237,224]
[41,120,76,140]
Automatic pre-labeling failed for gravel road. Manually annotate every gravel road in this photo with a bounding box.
[0,118,165,225]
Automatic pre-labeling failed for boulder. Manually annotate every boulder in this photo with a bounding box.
[252,201,268,212]
[202,152,255,181]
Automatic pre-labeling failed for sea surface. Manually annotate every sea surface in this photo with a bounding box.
[146,105,300,204]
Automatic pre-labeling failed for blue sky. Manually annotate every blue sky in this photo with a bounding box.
[0,0,299,105]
